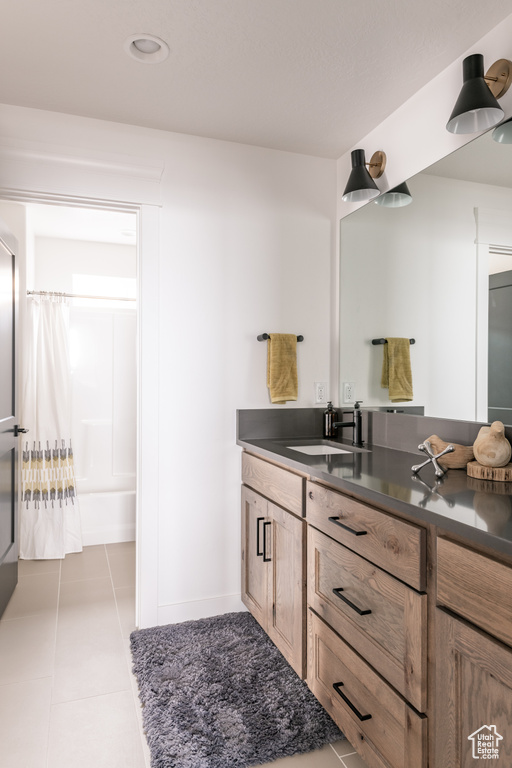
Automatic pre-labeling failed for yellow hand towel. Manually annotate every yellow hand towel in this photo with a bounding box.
[381,338,413,402]
[267,334,298,404]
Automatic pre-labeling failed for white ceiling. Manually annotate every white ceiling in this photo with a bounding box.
[2,1,512,158]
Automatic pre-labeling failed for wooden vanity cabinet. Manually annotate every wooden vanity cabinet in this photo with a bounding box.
[306,480,428,768]
[241,454,306,677]
[240,447,512,768]
[434,537,512,768]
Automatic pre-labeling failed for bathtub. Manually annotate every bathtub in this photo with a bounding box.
[79,490,136,546]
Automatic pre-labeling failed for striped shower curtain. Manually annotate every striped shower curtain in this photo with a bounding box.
[20,294,82,559]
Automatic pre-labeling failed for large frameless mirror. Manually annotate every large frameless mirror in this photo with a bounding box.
[339,127,512,426]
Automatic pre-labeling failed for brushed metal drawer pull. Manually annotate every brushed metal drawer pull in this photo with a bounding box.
[332,682,372,721]
[256,517,265,557]
[263,521,272,562]
[328,516,367,536]
[332,587,372,616]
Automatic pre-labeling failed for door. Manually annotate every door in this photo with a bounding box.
[267,501,305,677]
[488,270,512,423]
[0,225,18,618]
[241,486,269,631]
[435,609,512,767]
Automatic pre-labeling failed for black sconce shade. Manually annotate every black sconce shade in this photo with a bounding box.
[446,54,504,134]
[342,149,381,203]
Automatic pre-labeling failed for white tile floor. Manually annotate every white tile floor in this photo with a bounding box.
[0,543,369,768]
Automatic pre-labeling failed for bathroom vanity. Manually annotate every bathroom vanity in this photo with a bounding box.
[238,408,512,768]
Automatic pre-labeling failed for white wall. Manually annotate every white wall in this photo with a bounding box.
[33,237,137,289]
[153,133,335,621]
[0,108,336,625]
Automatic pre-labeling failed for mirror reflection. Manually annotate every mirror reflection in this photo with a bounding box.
[339,128,512,426]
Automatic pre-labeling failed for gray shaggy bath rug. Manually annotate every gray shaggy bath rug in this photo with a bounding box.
[130,611,343,768]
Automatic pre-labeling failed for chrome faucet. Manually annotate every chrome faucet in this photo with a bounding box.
[333,401,364,447]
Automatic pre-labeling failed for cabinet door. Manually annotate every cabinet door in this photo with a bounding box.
[267,502,305,677]
[241,486,269,631]
[435,609,512,767]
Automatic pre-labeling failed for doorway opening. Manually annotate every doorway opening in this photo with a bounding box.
[488,245,512,425]
[21,201,138,554]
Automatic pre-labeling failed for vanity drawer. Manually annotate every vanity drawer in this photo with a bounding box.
[308,610,426,768]
[437,537,512,647]
[308,527,427,712]
[242,452,304,517]
[306,481,426,590]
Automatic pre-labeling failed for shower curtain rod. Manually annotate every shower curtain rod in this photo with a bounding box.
[27,290,136,302]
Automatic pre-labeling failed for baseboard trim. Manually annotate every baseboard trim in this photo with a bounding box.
[81,525,135,547]
[155,594,246,627]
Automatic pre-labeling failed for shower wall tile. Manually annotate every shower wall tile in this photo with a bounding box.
[112,312,137,478]
[71,306,136,495]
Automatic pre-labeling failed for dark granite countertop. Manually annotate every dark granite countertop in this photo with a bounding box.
[237,435,512,559]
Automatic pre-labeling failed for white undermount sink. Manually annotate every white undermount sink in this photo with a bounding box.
[285,443,352,455]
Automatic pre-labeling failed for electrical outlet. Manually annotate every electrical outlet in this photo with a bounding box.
[314,382,327,404]
[343,381,355,403]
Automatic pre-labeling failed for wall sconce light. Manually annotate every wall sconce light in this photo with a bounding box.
[446,54,512,134]
[374,181,413,208]
[341,149,386,203]
[492,117,512,143]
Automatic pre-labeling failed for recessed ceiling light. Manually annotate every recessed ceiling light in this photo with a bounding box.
[124,34,169,64]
